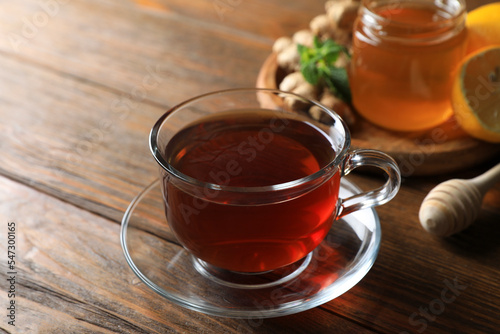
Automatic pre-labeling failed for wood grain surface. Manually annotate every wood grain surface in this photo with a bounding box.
[0,0,499,333]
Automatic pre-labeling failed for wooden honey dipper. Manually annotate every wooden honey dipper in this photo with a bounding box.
[419,163,500,237]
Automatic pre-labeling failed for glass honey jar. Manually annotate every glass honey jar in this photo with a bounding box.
[349,0,467,132]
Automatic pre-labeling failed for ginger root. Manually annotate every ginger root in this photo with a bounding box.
[272,0,359,126]
[292,29,314,47]
[276,43,300,72]
[283,82,318,112]
[272,36,293,54]
[310,14,333,37]
[326,0,360,31]
[279,71,307,92]
[315,89,356,126]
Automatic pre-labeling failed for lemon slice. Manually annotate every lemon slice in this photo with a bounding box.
[466,3,500,54]
[452,46,500,143]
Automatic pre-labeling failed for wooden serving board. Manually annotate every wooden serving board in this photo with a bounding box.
[256,53,500,176]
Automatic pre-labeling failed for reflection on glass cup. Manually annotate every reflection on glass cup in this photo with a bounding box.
[150,89,400,280]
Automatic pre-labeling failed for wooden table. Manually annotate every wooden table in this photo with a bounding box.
[1,0,499,333]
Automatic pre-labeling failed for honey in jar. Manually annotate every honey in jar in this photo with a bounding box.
[350,0,467,132]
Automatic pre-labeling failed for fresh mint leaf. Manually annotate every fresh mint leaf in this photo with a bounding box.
[301,61,320,84]
[313,36,322,49]
[325,67,351,103]
[297,36,351,104]
[297,44,310,62]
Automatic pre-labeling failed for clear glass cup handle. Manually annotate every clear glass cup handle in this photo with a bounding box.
[338,149,401,218]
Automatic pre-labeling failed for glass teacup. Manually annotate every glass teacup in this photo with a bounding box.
[150,88,400,285]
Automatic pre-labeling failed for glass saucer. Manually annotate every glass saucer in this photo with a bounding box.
[120,178,381,318]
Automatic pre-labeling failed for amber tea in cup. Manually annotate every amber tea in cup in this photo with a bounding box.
[150,89,400,279]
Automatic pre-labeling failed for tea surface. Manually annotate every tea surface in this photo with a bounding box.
[166,109,335,187]
[163,109,340,272]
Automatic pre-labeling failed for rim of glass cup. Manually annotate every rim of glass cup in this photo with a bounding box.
[149,88,351,193]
